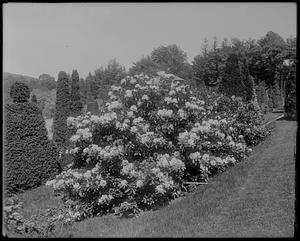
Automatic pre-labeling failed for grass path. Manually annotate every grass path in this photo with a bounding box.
[68,120,296,237]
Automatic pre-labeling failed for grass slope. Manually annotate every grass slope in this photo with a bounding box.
[13,120,296,237]
[65,120,296,237]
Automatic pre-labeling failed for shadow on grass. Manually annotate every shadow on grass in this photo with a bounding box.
[277,115,296,121]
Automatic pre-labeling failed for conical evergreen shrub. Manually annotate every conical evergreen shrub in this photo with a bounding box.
[69,69,83,117]
[4,82,61,194]
[53,71,70,147]
[219,54,245,99]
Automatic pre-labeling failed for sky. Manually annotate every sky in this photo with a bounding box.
[3,3,297,79]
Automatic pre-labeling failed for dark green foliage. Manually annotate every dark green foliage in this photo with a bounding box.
[86,99,100,115]
[86,72,99,99]
[53,71,70,146]
[219,54,244,98]
[255,81,269,114]
[93,59,127,93]
[244,75,255,102]
[4,102,61,194]
[10,81,31,103]
[69,70,83,117]
[150,44,191,79]
[129,55,163,77]
[284,65,296,120]
[79,78,88,105]
[38,74,57,90]
[31,94,37,103]
[241,59,254,102]
[270,80,282,108]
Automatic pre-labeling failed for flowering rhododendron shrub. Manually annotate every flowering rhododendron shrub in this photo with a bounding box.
[46,73,267,219]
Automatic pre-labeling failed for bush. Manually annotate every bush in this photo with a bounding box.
[4,195,74,238]
[219,54,245,99]
[47,74,267,220]
[31,94,37,104]
[212,93,269,146]
[285,67,296,120]
[4,101,61,194]
[53,71,70,147]
[10,81,31,103]
[69,70,83,117]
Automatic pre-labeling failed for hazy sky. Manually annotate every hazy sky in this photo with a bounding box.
[3,3,297,79]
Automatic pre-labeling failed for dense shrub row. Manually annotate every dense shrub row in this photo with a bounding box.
[4,82,61,194]
[46,74,269,220]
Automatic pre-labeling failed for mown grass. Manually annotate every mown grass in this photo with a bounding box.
[63,120,295,237]
[7,119,295,237]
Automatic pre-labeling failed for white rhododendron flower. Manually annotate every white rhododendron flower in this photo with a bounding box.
[121,78,126,85]
[99,179,107,187]
[125,90,133,98]
[189,152,201,161]
[130,126,138,133]
[130,105,138,112]
[111,85,122,92]
[178,109,187,119]
[169,90,176,96]
[142,94,149,101]
[119,180,128,188]
[169,157,185,171]
[130,78,137,84]
[127,111,134,118]
[202,154,210,162]
[98,194,113,204]
[155,185,166,194]
[107,101,122,111]
[157,109,173,118]
[136,180,144,188]
[133,117,144,125]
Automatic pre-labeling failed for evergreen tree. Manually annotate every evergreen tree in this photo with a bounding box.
[9,81,30,103]
[5,82,61,194]
[69,70,83,117]
[31,94,37,103]
[86,72,98,99]
[53,71,70,147]
[219,54,244,98]
[284,63,296,120]
[86,99,100,115]
[241,58,254,102]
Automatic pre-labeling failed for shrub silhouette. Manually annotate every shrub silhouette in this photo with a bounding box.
[53,71,70,147]
[10,81,30,103]
[69,69,83,117]
[4,82,61,194]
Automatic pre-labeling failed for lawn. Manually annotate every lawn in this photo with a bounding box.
[10,119,295,237]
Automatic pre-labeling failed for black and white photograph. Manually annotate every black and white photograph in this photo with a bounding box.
[3,2,296,237]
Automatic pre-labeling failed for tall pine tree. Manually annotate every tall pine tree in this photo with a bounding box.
[31,94,37,104]
[53,71,70,147]
[219,54,244,98]
[241,58,254,102]
[69,70,83,117]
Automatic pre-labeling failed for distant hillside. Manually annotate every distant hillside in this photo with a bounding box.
[3,72,56,103]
